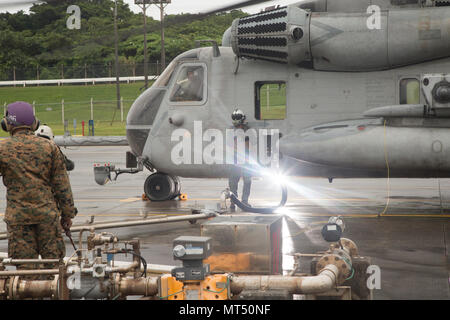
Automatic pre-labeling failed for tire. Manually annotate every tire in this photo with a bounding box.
[143,173,176,201]
[171,176,181,200]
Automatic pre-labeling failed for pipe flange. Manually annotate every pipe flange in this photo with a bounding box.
[340,238,358,257]
[9,276,20,300]
[51,275,59,300]
[315,254,351,285]
[0,279,6,299]
[113,273,121,299]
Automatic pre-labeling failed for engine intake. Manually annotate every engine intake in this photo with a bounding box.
[228,3,450,71]
[422,74,450,110]
[230,6,311,65]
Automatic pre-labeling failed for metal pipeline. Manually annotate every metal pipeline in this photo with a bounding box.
[0,212,216,241]
[229,264,340,295]
[0,262,139,277]
[68,212,215,231]
[1,259,61,265]
[295,265,339,294]
[118,277,159,296]
[0,269,61,276]
[1,264,341,299]
[0,256,172,274]
[78,228,90,251]
[229,183,288,214]
[107,261,140,274]
[16,279,58,299]
[228,239,356,295]
[2,276,160,300]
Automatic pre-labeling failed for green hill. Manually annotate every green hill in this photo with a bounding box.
[0,0,247,81]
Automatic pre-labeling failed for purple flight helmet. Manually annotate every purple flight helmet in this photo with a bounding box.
[5,101,36,127]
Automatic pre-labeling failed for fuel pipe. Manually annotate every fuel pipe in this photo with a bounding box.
[0,267,340,299]
[226,183,288,214]
[0,237,360,299]
[0,212,217,241]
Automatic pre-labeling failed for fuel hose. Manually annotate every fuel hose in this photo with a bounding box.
[229,183,288,214]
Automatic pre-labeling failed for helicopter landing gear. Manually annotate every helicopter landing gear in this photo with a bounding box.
[143,173,181,201]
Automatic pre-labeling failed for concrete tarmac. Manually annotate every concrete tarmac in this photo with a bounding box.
[0,146,449,299]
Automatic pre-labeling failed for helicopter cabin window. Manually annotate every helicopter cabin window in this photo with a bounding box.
[255,82,287,120]
[170,65,205,102]
[399,78,420,104]
[390,0,419,5]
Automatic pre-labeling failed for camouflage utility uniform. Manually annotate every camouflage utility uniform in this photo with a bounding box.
[0,130,77,274]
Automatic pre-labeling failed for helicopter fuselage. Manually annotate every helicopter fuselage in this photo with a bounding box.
[126,45,450,179]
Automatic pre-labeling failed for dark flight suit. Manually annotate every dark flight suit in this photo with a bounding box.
[229,123,252,210]
[179,75,202,101]
[0,130,77,278]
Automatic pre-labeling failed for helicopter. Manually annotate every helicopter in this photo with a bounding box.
[98,0,450,203]
[4,0,450,204]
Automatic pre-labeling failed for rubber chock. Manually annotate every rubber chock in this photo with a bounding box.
[179,193,188,201]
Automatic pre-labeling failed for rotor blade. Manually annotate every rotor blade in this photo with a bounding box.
[163,0,276,29]
[200,0,276,16]
[0,0,49,9]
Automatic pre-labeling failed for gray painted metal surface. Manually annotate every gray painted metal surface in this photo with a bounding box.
[126,45,450,178]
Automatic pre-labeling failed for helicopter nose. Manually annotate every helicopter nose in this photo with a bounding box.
[126,88,166,156]
[126,126,149,157]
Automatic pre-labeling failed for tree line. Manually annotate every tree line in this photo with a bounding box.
[0,0,247,80]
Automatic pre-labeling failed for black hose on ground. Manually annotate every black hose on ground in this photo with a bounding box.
[229,183,288,214]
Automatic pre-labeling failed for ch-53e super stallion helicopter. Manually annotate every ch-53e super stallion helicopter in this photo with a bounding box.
[93,0,450,209]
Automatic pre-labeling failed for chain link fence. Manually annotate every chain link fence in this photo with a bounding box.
[2,99,135,136]
[1,63,161,81]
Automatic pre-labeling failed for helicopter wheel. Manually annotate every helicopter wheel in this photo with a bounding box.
[171,175,181,200]
[143,173,178,201]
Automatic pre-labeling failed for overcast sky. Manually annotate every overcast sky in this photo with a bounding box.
[0,0,295,19]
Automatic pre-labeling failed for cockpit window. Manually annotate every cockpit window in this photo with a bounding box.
[170,65,206,103]
[153,60,177,87]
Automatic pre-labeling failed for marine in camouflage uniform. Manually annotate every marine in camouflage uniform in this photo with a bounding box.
[0,102,77,278]
[229,109,253,212]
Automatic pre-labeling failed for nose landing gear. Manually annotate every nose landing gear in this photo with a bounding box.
[94,157,182,202]
[143,173,181,201]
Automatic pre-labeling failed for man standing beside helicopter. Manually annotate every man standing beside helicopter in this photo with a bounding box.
[0,102,77,278]
[229,109,253,212]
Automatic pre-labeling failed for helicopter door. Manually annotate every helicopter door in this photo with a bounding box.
[167,63,208,132]
[163,62,210,170]
[254,81,287,166]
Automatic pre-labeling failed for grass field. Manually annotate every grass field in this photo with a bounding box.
[0,81,287,137]
[0,82,151,137]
